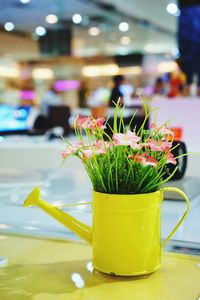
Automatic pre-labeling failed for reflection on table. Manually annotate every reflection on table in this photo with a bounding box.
[0,234,200,300]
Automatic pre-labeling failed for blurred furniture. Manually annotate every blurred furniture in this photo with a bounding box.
[172,141,187,180]
[164,141,187,181]
[48,105,71,136]
[33,115,49,134]
[32,105,71,136]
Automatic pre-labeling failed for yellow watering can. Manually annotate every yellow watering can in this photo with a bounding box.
[24,186,190,276]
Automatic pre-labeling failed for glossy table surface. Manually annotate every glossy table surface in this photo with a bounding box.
[0,135,200,299]
[0,234,200,300]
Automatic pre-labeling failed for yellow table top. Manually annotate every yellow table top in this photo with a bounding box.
[0,234,200,300]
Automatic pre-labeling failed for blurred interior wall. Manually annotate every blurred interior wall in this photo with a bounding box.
[0,31,39,60]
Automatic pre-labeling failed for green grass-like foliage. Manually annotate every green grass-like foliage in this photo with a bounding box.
[62,102,179,194]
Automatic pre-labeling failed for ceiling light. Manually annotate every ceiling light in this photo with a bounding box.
[4,22,15,32]
[120,36,131,45]
[72,14,82,24]
[0,65,19,78]
[119,22,129,32]
[120,66,142,75]
[166,3,180,16]
[20,0,30,3]
[88,27,100,36]
[32,68,53,80]
[45,14,58,24]
[158,61,178,73]
[35,26,46,36]
[82,64,119,77]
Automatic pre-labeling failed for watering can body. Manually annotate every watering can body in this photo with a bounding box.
[24,187,190,276]
[93,191,162,276]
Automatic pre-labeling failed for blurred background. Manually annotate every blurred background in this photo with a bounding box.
[0,0,199,140]
[0,0,200,248]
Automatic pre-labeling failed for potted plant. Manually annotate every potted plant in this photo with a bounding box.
[24,101,190,276]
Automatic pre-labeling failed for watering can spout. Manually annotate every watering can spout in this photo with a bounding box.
[23,187,92,244]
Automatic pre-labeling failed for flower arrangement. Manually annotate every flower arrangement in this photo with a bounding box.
[62,102,179,194]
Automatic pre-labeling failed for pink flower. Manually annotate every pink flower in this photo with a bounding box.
[126,131,140,142]
[82,140,110,159]
[95,148,107,155]
[145,156,158,167]
[96,118,106,129]
[151,123,174,140]
[93,140,110,151]
[165,152,177,165]
[147,139,172,152]
[113,131,140,149]
[76,115,85,127]
[76,116,95,130]
[94,140,110,155]
[93,140,105,148]
[129,153,157,167]
[82,149,93,159]
[76,116,106,131]
[131,154,146,164]
[62,150,72,159]
[61,142,82,159]
[162,141,172,151]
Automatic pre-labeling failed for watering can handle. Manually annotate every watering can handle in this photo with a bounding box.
[161,186,190,248]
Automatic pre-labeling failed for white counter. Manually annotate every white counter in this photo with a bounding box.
[150,97,200,151]
[0,134,199,177]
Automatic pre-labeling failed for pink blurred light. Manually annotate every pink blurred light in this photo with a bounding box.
[143,86,154,96]
[53,80,80,92]
[20,90,36,100]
